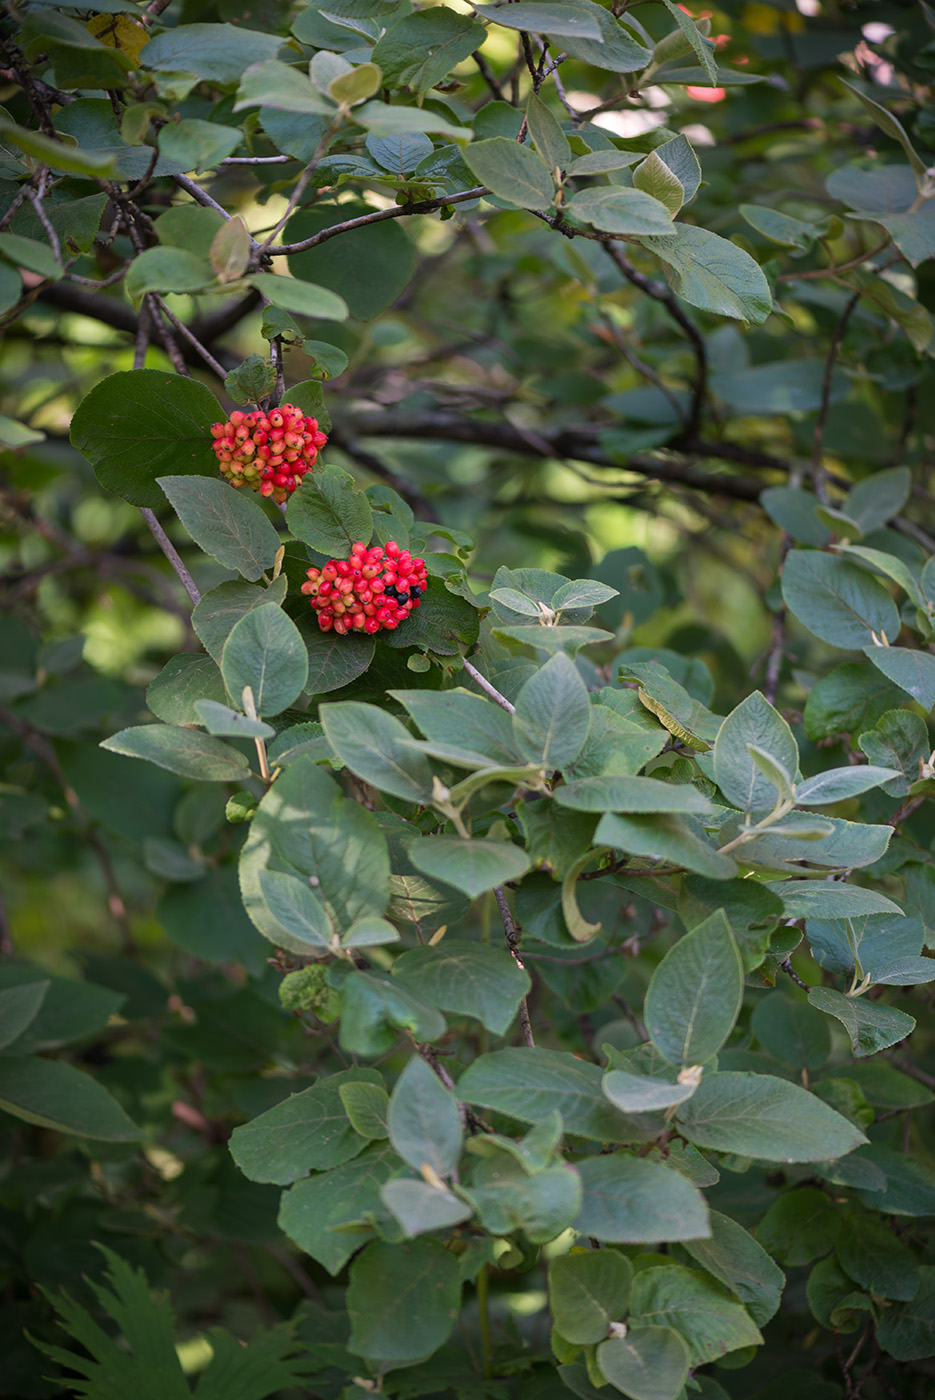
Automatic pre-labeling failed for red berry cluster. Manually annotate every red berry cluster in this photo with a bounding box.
[301,541,428,635]
[210,405,328,504]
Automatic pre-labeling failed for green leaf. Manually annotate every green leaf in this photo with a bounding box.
[835,543,922,604]
[101,725,251,782]
[463,137,554,209]
[224,353,275,405]
[740,205,821,251]
[0,231,61,280]
[750,992,830,1073]
[644,910,743,1066]
[353,101,468,143]
[713,360,848,417]
[320,701,434,803]
[0,1054,139,1140]
[618,660,721,749]
[855,1145,935,1217]
[391,688,520,766]
[837,1213,919,1302]
[462,1149,581,1243]
[407,837,532,899]
[229,1068,378,1184]
[602,1070,698,1114]
[338,971,446,1056]
[328,63,382,107]
[236,59,335,115]
[633,151,684,217]
[249,272,348,322]
[380,1178,473,1237]
[299,623,375,698]
[278,1141,400,1275]
[674,1071,867,1163]
[143,22,284,83]
[806,1254,874,1333]
[795,762,903,805]
[766,881,903,919]
[659,0,718,84]
[513,651,591,769]
[575,1154,710,1244]
[682,1211,786,1326]
[761,486,830,546]
[549,1249,633,1344]
[161,118,242,175]
[595,812,737,880]
[71,370,221,509]
[713,691,798,813]
[597,1327,690,1400]
[387,1054,462,1176]
[346,1238,461,1365]
[459,1047,635,1141]
[190,581,275,664]
[339,1080,389,1139]
[158,867,266,975]
[807,987,916,1058]
[239,757,390,951]
[125,246,214,302]
[0,116,118,175]
[568,187,676,236]
[558,6,651,71]
[483,1,603,40]
[839,79,927,185]
[781,550,900,649]
[257,869,331,948]
[846,467,912,535]
[392,940,530,1035]
[628,1264,763,1366]
[286,464,373,555]
[862,644,935,711]
[194,700,273,739]
[804,661,904,742]
[756,1186,841,1266]
[527,92,571,174]
[0,968,124,1054]
[876,1267,935,1360]
[221,604,308,717]
[0,981,49,1050]
[638,225,770,325]
[157,475,281,582]
[372,10,486,93]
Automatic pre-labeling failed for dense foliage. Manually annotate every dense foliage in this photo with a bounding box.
[3,0,935,1397]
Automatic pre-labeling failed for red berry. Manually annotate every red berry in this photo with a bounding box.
[303,541,428,637]
[210,403,328,504]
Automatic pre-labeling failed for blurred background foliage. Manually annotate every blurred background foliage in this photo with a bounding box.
[2,0,935,1396]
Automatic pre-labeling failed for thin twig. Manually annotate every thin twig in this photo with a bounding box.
[26,177,61,265]
[275,186,488,256]
[494,886,534,1047]
[812,290,860,503]
[462,658,515,713]
[172,172,241,226]
[602,245,707,439]
[152,295,227,380]
[220,155,292,165]
[777,235,892,283]
[140,508,201,605]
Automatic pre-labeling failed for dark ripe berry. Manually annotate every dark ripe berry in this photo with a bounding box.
[304,543,428,636]
[210,404,328,504]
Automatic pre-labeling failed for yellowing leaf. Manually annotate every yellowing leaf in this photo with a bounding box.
[86,13,149,67]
